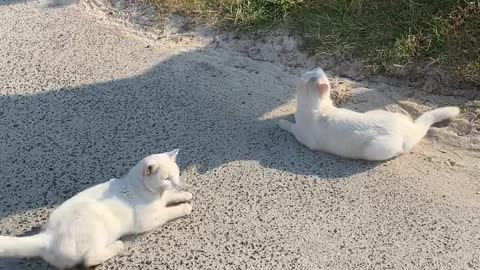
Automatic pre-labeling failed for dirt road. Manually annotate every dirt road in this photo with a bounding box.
[0,0,479,269]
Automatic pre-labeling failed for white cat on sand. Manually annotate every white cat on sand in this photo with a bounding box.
[279,68,460,161]
[0,150,192,269]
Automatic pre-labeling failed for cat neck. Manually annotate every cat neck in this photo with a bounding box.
[297,95,335,113]
[121,174,159,203]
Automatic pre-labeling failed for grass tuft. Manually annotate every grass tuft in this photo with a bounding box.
[143,0,480,86]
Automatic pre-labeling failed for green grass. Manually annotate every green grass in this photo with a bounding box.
[145,0,480,85]
[297,0,480,84]
[145,0,303,28]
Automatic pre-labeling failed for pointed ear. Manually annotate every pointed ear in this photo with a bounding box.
[144,161,159,176]
[167,149,179,162]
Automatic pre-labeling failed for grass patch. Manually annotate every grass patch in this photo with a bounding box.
[145,0,480,85]
[297,0,480,84]
[143,0,303,29]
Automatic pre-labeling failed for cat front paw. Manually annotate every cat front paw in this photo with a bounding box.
[163,191,193,205]
[278,119,293,132]
[183,203,193,215]
[111,240,126,255]
[184,192,193,202]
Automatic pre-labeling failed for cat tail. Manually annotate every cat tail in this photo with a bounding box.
[401,106,460,151]
[0,233,49,257]
[414,106,460,129]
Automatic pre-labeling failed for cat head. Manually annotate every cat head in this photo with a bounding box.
[300,67,331,97]
[296,67,332,103]
[132,150,182,193]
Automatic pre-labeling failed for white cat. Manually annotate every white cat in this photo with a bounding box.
[279,68,460,161]
[0,150,192,269]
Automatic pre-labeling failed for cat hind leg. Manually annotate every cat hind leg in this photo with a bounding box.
[363,136,404,161]
[84,240,124,267]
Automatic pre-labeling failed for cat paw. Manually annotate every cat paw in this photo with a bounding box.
[183,203,193,215]
[111,240,125,252]
[164,191,193,205]
[183,192,193,202]
[84,241,125,267]
[278,119,293,131]
[112,241,126,255]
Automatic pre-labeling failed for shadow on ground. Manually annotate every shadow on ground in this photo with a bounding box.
[0,0,75,7]
[0,48,379,217]
[0,47,381,269]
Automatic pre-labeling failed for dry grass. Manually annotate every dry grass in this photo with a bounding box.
[142,0,480,86]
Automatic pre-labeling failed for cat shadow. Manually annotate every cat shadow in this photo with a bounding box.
[0,49,381,223]
[0,48,383,220]
[0,0,75,7]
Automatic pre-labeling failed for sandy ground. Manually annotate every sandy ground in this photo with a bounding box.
[0,0,479,269]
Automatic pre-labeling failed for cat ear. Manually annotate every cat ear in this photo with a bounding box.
[167,149,179,162]
[144,161,159,176]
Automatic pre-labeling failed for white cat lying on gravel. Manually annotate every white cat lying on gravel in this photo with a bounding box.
[279,68,460,161]
[0,150,192,269]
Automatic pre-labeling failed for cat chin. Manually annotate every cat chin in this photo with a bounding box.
[143,180,172,194]
[158,181,174,191]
